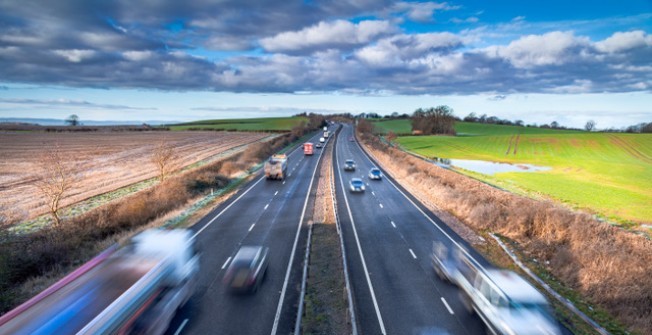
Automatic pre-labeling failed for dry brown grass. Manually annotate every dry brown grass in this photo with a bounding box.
[0,131,298,314]
[0,131,270,222]
[359,133,652,334]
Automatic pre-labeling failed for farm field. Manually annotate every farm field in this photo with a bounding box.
[169,116,307,131]
[0,131,272,223]
[374,120,652,225]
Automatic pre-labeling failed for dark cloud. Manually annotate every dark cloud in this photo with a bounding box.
[0,1,650,95]
[0,98,157,110]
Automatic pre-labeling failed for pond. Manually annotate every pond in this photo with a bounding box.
[433,158,551,175]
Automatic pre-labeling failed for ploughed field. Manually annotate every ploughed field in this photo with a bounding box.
[0,131,270,222]
[373,120,652,225]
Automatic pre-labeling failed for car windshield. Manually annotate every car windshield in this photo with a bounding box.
[346,160,354,165]
[351,180,364,186]
[371,169,380,175]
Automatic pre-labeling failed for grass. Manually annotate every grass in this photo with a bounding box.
[169,116,308,131]
[359,134,652,334]
[374,120,652,225]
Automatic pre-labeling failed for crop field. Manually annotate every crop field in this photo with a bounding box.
[0,131,271,223]
[169,116,307,131]
[374,120,652,225]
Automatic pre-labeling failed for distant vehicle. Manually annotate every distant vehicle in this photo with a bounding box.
[432,243,561,335]
[349,137,354,142]
[223,246,269,292]
[343,159,356,171]
[323,130,329,138]
[349,178,365,192]
[0,229,199,335]
[369,167,382,180]
[315,142,323,148]
[323,126,328,131]
[303,142,314,155]
[319,137,325,143]
[264,154,287,180]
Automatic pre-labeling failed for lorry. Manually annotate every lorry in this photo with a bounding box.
[0,229,199,335]
[323,131,329,138]
[264,154,288,180]
[303,142,314,155]
[431,241,561,335]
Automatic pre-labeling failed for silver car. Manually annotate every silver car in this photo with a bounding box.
[223,246,269,293]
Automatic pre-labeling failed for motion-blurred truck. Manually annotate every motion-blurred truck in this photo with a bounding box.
[264,154,288,180]
[0,229,199,335]
[323,130,330,138]
[432,241,561,335]
[303,142,314,155]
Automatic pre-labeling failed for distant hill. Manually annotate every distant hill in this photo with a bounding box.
[0,118,175,126]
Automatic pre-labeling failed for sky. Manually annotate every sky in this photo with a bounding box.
[0,0,651,128]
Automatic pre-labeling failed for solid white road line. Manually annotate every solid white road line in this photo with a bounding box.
[353,130,485,269]
[174,318,189,335]
[248,223,255,232]
[409,248,417,259]
[391,221,396,228]
[441,297,455,315]
[192,176,265,239]
[221,257,232,270]
[271,132,326,335]
[336,146,387,335]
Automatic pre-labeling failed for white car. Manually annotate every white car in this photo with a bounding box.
[349,178,365,192]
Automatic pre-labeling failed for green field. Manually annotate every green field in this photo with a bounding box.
[170,116,307,131]
[375,120,652,225]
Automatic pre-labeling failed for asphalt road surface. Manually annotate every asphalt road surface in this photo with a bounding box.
[166,128,330,335]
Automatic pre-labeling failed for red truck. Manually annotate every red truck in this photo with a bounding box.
[303,142,314,155]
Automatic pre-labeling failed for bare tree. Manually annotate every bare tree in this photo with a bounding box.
[152,140,176,181]
[65,114,80,126]
[386,131,397,145]
[411,105,456,135]
[585,120,596,132]
[35,146,78,226]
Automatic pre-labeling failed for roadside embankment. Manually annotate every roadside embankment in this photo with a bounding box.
[357,132,652,335]
[0,129,313,315]
[302,138,350,335]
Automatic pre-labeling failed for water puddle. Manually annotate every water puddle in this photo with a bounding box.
[433,158,550,175]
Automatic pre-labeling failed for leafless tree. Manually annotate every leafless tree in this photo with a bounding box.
[585,120,596,132]
[35,146,78,227]
[65,114,80,126]
[152,140,177,181]
[386,131,397,145]
[411,105,456,135]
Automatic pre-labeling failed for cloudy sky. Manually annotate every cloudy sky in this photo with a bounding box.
[0,0,651,128]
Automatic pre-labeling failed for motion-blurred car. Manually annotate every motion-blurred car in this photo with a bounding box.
[349,137,354,142]
[349,178,365,192]
[343,159,356,171]
[315,142,323,148]
[368,167,382,180]
[223,246,268,292]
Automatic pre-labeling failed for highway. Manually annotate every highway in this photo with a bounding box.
[333,123,489,334]
[165,129,329,335]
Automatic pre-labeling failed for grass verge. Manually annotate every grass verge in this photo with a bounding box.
[358,130,651,334]
[302,138,350,335]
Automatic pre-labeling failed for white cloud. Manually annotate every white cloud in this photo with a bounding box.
[485,31,590,68]
[390,2,458,22]
[53,49,96,63]
[122,50,153,61]
[595,30,652,53]
[260,20,396,53]
[356,32,463,67]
